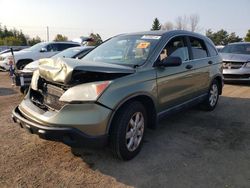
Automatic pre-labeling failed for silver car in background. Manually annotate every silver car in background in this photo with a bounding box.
[220,42,250,82]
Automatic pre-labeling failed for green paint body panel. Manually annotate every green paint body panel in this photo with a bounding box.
[13,30,223,141]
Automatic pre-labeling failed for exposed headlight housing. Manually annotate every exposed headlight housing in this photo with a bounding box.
[59,81,111,102]
[30,70,40,90]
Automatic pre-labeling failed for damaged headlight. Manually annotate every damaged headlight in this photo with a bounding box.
[30,70,40,90]
[59,81,111,102]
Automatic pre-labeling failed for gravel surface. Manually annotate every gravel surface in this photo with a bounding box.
[0,71,250,188]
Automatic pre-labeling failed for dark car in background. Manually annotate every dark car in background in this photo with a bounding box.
[16,46,94,93]
[220,42,250,82]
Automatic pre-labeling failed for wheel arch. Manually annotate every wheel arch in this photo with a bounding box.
[107,93,157,134]
[211,75,223,95]
[16,59,34,69]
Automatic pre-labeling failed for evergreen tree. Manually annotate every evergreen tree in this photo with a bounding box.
[151,18,161,31]
[54,34,68,41]
[206,29,242,45]
[244,29,250,42]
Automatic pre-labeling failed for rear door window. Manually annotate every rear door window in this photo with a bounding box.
[189,37,208,59]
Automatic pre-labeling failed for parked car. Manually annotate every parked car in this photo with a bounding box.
[0,41,80,71]
[220,42,250,81]
[16,46,94,93]
[215,45,224,52]
[0,47,26,55]
[0,46,28,54]
[12,30,223,160]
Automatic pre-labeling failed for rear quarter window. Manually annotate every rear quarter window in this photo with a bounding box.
[189,37,208,59]
[56,43,80,51]
[206,42,218,57]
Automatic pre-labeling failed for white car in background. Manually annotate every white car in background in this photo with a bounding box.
[0,41,80,70]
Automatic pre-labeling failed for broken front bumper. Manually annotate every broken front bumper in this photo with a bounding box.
[12,107,108,147]
[223,68,250,81]
[12,97,112,147]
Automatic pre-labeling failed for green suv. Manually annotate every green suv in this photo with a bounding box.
[12,30,223,160]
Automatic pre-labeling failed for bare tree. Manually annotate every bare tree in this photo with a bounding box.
[190,14,200,32]
[161,21,174,31]
[175,15,188,30]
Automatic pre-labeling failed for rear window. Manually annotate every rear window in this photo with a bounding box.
[189,37,208,59]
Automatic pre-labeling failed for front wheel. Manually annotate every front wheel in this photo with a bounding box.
[110,101,147,160]
[201,79,219,111]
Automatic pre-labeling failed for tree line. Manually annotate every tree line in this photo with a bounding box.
[151,16,250,45]
[1,20,249,47]
[0,24,42,46]
[0,24,103,46]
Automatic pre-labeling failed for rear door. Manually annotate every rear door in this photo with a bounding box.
[156,36,197,112]
[187,36,211,95]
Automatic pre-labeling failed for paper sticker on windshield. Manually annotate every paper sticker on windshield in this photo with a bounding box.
[141,35,161,40]
[137,42,150,49]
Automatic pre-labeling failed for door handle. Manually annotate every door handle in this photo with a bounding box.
[185,64,193,69]
[208,61,213,65]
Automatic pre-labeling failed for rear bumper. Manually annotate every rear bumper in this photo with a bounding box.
[12,107,108,148]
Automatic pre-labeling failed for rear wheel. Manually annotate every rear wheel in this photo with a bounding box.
[201,79,219,111]
[110,101,147,160]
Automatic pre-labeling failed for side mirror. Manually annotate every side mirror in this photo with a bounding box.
[40,47,47,53]
[158,56,182,67]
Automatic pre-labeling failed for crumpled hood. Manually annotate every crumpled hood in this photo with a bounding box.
[39,58,135,84]
[220,53,250,62]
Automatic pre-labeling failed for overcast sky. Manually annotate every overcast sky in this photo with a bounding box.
[0,0,249,41]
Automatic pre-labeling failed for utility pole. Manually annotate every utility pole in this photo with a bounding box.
[46,26,49,42]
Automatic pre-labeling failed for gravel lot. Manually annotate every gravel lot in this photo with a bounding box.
[0,71,250,188]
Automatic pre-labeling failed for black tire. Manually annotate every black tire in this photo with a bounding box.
[71,147,82,157]
[200,79,219,111]
[110,101,147,160]
[20,86,28,95]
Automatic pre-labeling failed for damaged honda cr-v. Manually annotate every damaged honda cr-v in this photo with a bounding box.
[12,30,223,160]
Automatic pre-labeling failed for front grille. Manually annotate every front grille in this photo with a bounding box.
[30,78,66,111]
[222,61,245,69]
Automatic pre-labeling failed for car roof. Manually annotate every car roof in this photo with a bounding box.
[68,46,95,50]
[40,41,81,45]
[120,30,202,36]
[117,30,210,42]
[227,42,250,45]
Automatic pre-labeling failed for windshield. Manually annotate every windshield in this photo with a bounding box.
[53,47,82,58]
[82,35,161,65]
[24,42,47,51]
[221,44,250,55]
